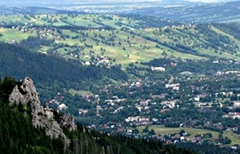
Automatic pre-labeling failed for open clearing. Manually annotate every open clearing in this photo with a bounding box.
[138,125,240,145]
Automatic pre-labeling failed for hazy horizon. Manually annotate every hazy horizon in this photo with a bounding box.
[0,0,238,8]
[0,0,237,4]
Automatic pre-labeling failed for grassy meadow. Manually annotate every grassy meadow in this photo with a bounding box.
[138,125,240,145]
[0,14,240,67]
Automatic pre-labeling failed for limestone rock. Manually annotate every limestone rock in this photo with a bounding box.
[61,114,77,131]
[8,77,74,150]
[9,77,39,106]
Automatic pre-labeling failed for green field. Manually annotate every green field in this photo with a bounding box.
[68,89,91,96]
[0,28,36,42]
[138,125,240,145]
[0,14,240,67]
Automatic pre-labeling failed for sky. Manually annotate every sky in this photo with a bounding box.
[0,0,237,5]
[188,0,235,2]
[0,0,237,2]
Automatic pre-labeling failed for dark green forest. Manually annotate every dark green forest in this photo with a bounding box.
[0,43,128,85]
[0,42,128,102]
[0,76,65,153]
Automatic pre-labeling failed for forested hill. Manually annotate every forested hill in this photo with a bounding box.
[0,76,196,154]
[0,42,127,90]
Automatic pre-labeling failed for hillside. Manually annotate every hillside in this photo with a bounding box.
[0,13,240,67]
[0,76,195,154]
[1,9,240,153]
[0,42,129,106]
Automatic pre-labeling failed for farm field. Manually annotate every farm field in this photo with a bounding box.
[0,28,36,42]
[0,13,240,67]
[138,125,240,145]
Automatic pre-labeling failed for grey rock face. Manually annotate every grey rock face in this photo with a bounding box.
[61,114,77,131]
[9,77,39,106]
[8,77,75,150]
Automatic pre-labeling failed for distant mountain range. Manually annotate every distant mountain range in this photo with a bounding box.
[0,0,238,6]
[132,0,240,23]
[0,0,239,23]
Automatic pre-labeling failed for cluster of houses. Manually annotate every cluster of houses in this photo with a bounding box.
[38,58,240,150]
[38,28,61,40]
[46,93,68,112]
[223,112,240,119]
[125,116,151,125]
[157,132,203,145]
[12,24,35,33]
[79,63,240,129]
[156,131,233,147]
[11,23,62,41]
[83,55,113,68]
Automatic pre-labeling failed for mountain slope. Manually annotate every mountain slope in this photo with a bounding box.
[0,76,65,153]
[1,13,240,65]
[0,76,196,154]
[0,42,128,93]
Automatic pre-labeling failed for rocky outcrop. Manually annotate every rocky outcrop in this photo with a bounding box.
[60,114,77,131]
[8,77,76,150]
